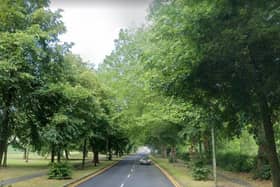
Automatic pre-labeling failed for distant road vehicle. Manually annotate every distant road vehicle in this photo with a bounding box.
[139,156,152,165]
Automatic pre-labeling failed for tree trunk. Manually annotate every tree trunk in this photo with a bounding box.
[0,142,4,167]
[198,139,202,159]
[211,126,217,187]
[161,145,167,158]
[82,139,87,168]
[91,144,95,163]
[94,150,99,166]
[0,97,11,167]
[108,139,112,161]
[65,149,69,160]
[119,150,123,157]
[254,124,269,178]
[261,111,280,187]
[171,146,176,162]
[256,142,268,174]
[108,150,112,161]
[106,138,109,160]
[3,145,8,167]
[250,54,280,187]
[115,149,119,157]
[23,148,27,160]
[57,147,61,163]
[203,135,211,160]
[25,148,29,163]
[51,145,55,163]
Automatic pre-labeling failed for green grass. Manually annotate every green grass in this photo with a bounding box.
[152,157,251,187]
[0,151,104,180]
[152,156,273,187]
[0,153,49,181]
[0,151,120,187]
[12,159,119,187]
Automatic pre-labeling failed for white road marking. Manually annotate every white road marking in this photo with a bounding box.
[127,174,131,178]
[120,183,124,187]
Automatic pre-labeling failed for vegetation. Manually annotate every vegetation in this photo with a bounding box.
[48,162,72,179]
[191,160,210,181]
[1,0,280,186]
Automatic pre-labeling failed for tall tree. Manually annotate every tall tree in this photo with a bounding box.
[0,0,66,166]
[144,0,280,186]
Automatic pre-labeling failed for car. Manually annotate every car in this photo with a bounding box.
[139,157,152,165]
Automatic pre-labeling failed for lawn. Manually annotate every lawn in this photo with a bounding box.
[12,159,117,187]
[152,157,272,187]
[0,152,49,181]
[0,151,88,180]
[1,150,119,187]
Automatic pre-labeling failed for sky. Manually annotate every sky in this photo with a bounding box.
[50,0,152,65]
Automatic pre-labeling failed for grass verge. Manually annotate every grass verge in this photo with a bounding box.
[151,156,261,187]
[11,159,118,187]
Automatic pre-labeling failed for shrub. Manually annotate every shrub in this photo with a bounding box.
[48,162,72,180]
[191,160,210,180]
[254,164,271,180]
[217,153,254,172]
[177,152,190,161]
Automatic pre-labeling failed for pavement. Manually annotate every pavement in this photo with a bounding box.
[78,154,175,187]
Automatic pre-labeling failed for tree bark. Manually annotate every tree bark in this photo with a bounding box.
[51,145,55,163]
[23,148,27,160]
[198,138,202,159]
[82,139,87,168]
[25,148,29,163]
[203,135,211,160]
[256,142,268,175]
[260,99,280,187]
[211,126,217,187]
[107,139,112,161]
[171,146,176,162]
[254,124,269,178]
[94,150,99,166]
[161,145,167,158]
[65,149,69,160]
[108,150,112,161]
[3,144,8,167]
[57,148,61,163]
[0,95,11,167]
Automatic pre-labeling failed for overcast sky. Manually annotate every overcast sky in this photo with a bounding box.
[50,0,152,65]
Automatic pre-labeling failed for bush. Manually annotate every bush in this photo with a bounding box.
[177,152,190,161]
[217,153,254,172]
[48,162,72,179]
[254,164,271,180]
[191,160,210,180]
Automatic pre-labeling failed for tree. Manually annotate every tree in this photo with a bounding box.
[144,0,280,186]
[0,0,66,167]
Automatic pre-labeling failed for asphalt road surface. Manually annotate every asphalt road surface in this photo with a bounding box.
[78,154,175,187]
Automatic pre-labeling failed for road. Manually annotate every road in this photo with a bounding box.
[78,154,175,187]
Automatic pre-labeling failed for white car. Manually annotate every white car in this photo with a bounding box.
[139,157,152,165]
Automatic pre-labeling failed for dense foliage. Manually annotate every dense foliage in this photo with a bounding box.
[97,0,280,186]
[1,0,280,186]
[0,0,131,169]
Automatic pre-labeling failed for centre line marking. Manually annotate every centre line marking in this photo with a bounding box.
[120,183,124,187]
[127,174,131,178]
